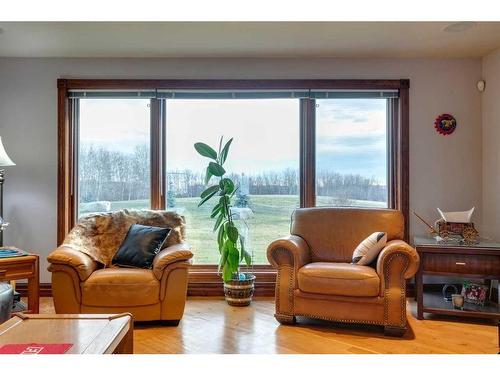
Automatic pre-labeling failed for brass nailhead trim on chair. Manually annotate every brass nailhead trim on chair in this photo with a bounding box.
[275,264,282,312]
[383,252,409,328]
[293,313,384,326]
[272,247,295,316]
[274,313,296,324]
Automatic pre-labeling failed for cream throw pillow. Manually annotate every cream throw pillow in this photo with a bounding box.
[352,232,387,265]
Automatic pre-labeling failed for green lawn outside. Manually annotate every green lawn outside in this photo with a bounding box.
[106,195,385,265]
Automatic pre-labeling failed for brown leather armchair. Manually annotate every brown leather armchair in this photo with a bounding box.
[48,210,193,324]
[267,207,419,336]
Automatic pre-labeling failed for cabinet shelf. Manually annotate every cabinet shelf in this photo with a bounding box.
[423,290,500,320]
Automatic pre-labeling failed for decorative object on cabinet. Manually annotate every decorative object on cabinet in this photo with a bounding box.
[461,281,489,306]
[451,294,465,310]
[412,208,479,243]
[442,284,458,301]
[434,113,457,135]
[435,207,479,243]
[412,210,438,236]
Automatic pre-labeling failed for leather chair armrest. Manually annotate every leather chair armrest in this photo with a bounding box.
[153,243,193,279]
[267,235,311,270]
[47,246,98,281]
[376,240,420,280]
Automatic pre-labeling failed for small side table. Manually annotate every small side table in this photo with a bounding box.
[0,253,39,313]
[414,236,500,321]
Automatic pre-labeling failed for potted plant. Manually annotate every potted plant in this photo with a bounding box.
[194,136,255,306]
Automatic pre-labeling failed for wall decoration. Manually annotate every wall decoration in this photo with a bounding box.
[434,113,457,135]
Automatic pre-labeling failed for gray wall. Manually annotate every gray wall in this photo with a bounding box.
[482,48,500,240]
[0,57,483,282]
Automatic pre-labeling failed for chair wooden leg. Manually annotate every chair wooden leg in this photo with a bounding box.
[275,313,296,325]
[384,325,406,337]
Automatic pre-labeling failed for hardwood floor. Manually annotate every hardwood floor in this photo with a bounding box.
[38,297,498,354]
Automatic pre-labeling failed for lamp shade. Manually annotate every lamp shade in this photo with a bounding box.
[0,137,15,167]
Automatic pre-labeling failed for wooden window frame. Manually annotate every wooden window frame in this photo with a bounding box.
[57,78,409,296]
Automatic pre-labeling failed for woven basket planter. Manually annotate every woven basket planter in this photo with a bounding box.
[223,274,256,307]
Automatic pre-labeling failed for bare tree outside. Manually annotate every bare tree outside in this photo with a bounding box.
[79,144,386,206]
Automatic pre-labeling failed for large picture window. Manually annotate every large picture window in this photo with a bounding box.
[78,99,151,217]
[58,79,409,294]
[166,99,300,264]
[315,98,388,208]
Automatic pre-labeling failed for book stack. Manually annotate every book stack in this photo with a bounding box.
[0,248,28,259]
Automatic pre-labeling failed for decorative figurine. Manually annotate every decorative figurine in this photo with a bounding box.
[413,207,479,243]
[436,207,478,243]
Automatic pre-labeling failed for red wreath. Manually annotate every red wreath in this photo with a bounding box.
[434,113,457,135]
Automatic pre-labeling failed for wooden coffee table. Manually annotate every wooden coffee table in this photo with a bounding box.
[0,313,133,354]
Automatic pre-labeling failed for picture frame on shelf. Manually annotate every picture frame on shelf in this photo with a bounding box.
[461,282,489,306]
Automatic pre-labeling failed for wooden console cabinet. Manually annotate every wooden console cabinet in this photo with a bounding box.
[414,237,500,321]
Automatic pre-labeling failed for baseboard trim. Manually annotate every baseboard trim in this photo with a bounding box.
[13,282,276,298]
[14,282,465,299]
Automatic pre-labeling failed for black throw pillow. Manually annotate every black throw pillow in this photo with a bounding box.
[112,224,171,269]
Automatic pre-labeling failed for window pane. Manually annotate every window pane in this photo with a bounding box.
[166,99,300,265]
[315,99,388,207]
[78,99,151,217]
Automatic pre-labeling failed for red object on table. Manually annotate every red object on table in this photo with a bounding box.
[0,343,72,354]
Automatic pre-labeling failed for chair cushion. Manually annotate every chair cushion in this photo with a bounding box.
[112,224,171,269]
[352,232,387,265]
[82,268,160,307]
[297,262,380,297]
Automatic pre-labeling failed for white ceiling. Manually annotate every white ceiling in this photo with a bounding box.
[0,22,499,59]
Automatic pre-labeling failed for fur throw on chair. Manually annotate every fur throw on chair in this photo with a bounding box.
[62,209,186,266]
